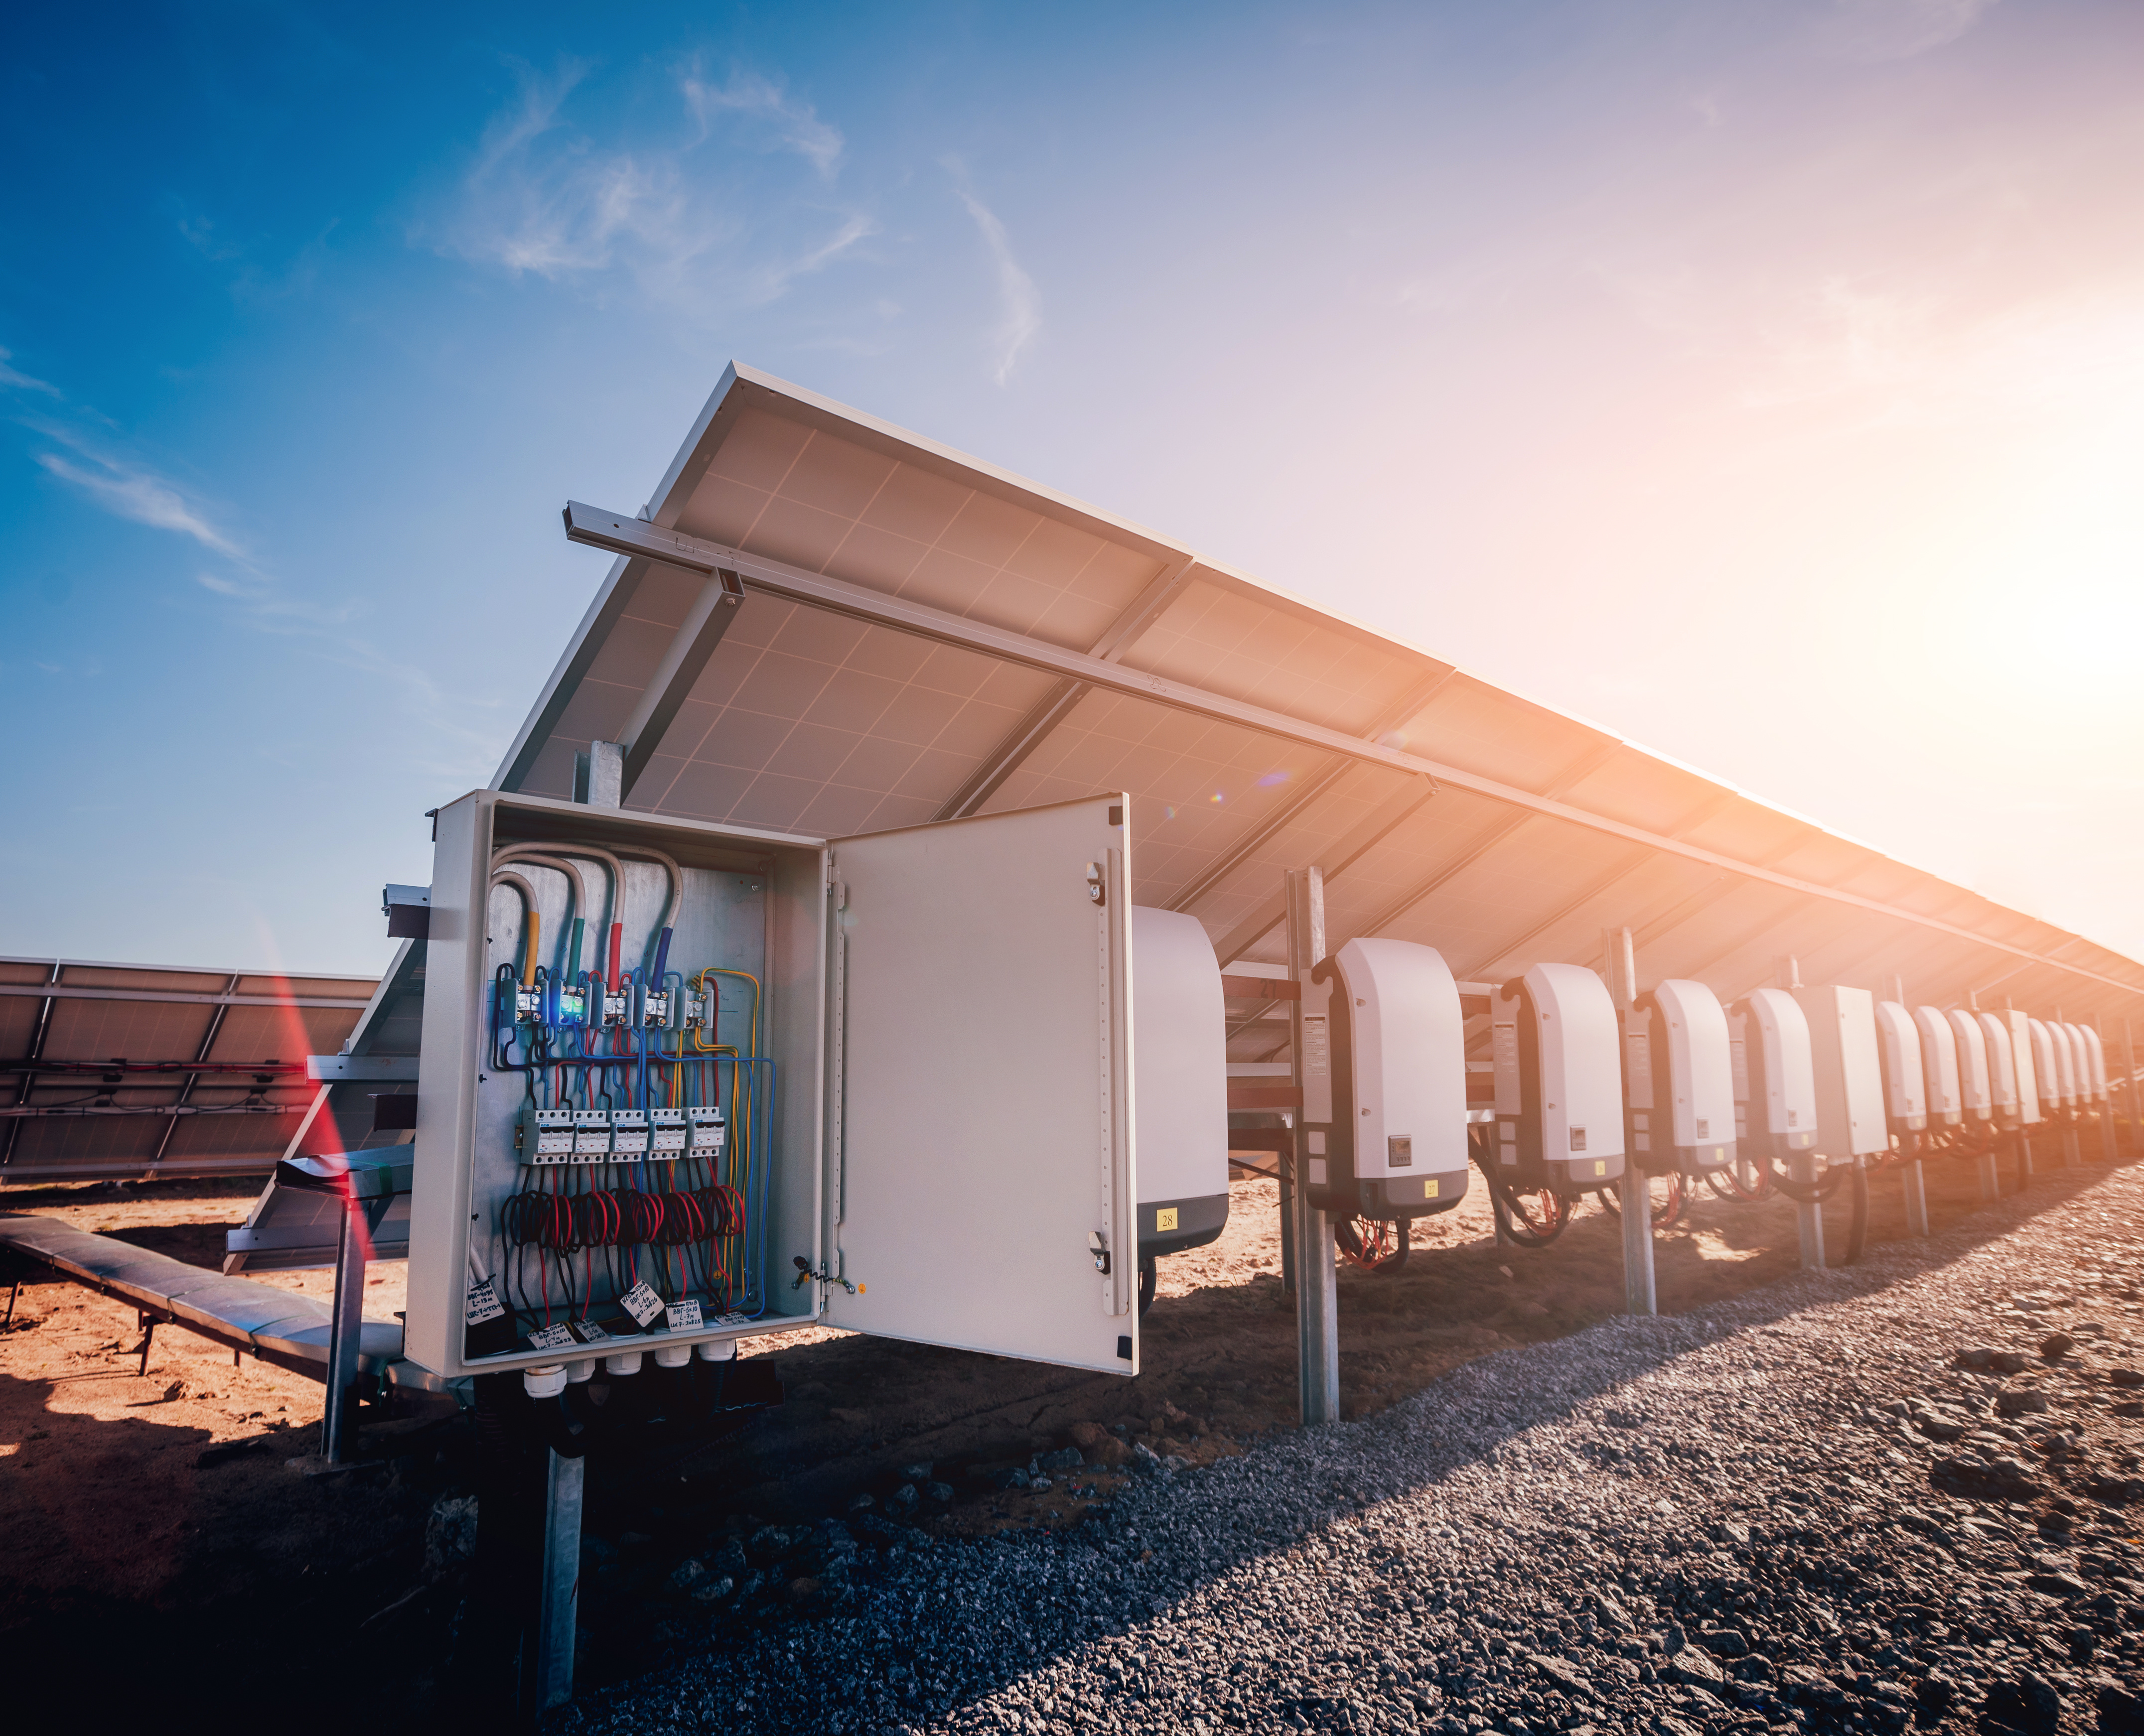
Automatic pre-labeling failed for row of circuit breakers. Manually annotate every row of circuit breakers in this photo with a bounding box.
[1259,937,2115,1225]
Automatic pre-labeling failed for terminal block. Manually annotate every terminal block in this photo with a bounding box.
[514,981,544,1023]
[610,1108,650,1158]
[572,1108,612,1160]
[599,979,631,1028]
[519,1105,576,1163]
[687,1105,727,1157]
[640,985,672,1027]
[681,989,715,1033]
[649,1107,688,1156]
[550,979,588,1029]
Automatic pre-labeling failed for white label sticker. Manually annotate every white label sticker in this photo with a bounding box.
[464,1278,505,1326]
[712,1311,753,1328]
[571,1318,610,1344]
[666,1298,704,1331]
[619,1282,664,1328]
[527,1323,575,1350]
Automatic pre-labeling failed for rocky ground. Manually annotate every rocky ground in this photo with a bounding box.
[555,1162,2144,1736]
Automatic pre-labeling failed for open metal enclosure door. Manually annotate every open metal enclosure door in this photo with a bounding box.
[822,795,1138,1374]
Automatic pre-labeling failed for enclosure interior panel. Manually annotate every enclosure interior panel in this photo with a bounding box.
[404,790,828,1378]
[822,795,1137,1375]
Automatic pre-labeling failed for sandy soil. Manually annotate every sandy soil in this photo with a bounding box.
[0,1146,2103,1724]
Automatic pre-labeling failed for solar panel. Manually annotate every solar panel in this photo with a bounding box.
[493,362,2144,1029]
[0,956,378,1183]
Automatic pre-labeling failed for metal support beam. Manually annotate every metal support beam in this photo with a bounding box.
[536,1450,585,1712]
[150,973,241,1168]
[1464,848,1649,979]
[0,960,60,1169]
[1603,926,1656,1316]
[1286,867,1338,1426]
[1214,780,1438,967]
[1168,668,1458,916]
[936,556,1198,822]
[560,502,2144,1003]
[615,568,745,799]
[322,1200,366,1463]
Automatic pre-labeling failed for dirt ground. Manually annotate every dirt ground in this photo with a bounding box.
[0,1143,2108,1724]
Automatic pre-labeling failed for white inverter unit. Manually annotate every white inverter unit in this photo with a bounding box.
[1947,1009,1994,1123]
[1792,984,1889,1161]
[2028,1019,2061,1114]
[2052,1022,2084,1108]
[2078,1025,2109,1103]
[404,788,1142,1382]
[1301,938,1471,1221]
[1978,1010,2040,1127]
[1131,906,1229,1263]
[1728,988,1820,1163]
[1621,978,1734,1177]
[1914,1005,1964,1128]
[1491,963,1627,1191]
[1873,1001,1929,1134]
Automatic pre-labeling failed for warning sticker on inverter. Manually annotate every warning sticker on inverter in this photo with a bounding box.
[464,1279,505,1327]
[619,1282,665,1328]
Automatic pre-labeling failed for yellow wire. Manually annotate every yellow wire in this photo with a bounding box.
[522,911,541,986]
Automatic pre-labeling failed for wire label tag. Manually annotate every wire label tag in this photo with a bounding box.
[619,1282,665,1329]
[527,1323,575,1350]
[570,1318,610,1344]
[666,1298,704,1331]
[464,1278,505,1327]
[712,1311,753,1328]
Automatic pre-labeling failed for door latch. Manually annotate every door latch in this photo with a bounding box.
[1085,862,1106,907]
[1088,1230,1111,1275]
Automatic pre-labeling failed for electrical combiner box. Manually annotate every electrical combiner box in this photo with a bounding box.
[1727,988,1819,1164]
[1131,906,1229,1259]
[1490,963,1627,1191]
[405,789,1140,1381]
[1621,978,1735,1178]
[1299,938,1471,1222]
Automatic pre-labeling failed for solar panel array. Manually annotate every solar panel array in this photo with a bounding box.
[0,956,377,1183]
[493,364,2143,1065]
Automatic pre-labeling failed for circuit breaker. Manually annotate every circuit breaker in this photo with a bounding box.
[1726,988,1820,1163]
[1490,963,1626,1190]
[1873,1001,1929,1135]
[1131,906,1229,1259]
[1792,985,1889,1160]
[405,788,1140,1382]
[1300,938,1472,1221]
[1913,1005,1964,1128]
[1620,978,1734,1177]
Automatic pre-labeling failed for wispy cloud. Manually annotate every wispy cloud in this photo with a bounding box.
[681,67,843,179]
[37,451,244,555]
[1816,0,1999,63]
[0,347,61,396]
[433,57,871,321]
[956,189,1041,385]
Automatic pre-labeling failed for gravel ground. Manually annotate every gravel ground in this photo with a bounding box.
[554,1161,2144,1736]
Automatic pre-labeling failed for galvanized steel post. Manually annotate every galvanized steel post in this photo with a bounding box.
[1286,867,1339,1426]
[1603,927,1655,1315]
[321,1198,366,1462]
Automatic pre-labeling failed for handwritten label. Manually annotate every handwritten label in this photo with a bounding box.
[712,1311,753,1329]
[619,1282,664,1329]
[527,1323,575,1350]
[570,1318,610,1344]
[464,1278,505,1326]
[666,1298,704,1331]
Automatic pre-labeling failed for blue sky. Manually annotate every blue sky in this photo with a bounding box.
[4,0,2141,978]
